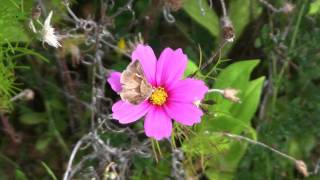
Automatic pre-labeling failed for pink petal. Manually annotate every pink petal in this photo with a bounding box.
[107,72,122,93]
[168,78,208,103]
[144,107,172,140]
[112,100,151,124]
[156,48,187,88]
[131,44,157,85]
[164,102,203,126]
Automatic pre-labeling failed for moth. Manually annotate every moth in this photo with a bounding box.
[120,60,154,105]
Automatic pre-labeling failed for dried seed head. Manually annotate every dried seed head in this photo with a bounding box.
[295,160,309,177]
[223,88,240,103]
[282,2,295,14]
[42,11,61,48]
[23,89,35,101]
[31,4,41,20]
[221,17,235,42]
[164,0,184,12]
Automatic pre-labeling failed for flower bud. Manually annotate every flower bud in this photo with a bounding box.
[295,160,309,177]
[23,89,35,101]
[220,17,235,42]
[281,2,295,14]
[223,88,240,103]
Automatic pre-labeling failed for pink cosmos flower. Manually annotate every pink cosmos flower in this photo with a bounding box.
[107,44,208,140]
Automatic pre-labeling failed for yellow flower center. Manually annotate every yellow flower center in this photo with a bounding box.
[150,87,168,106]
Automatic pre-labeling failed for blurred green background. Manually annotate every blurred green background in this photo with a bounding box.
[0,0,320,179]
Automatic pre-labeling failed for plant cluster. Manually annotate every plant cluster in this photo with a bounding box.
[0,0,319,180]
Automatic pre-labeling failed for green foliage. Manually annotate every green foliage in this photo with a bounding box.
[0,48,17,111]
[237,1,320,179]
[0,0,30,42]
[15,169,28,180]
[183,0,262,41]
[183,0,219,38]
[184,59,199,77]
[229,0,262,40]
[0,45,49,112]
[19,112,48,125]
[132,155,171,180]
[1,0,318,179]
[41,162,58,180]
[183,60,265,179]
[309,0,320,15]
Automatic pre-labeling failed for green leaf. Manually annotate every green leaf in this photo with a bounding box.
[0,0,30,42]
[12,47,50,63]
[230,76,265,124]
[201,113,257,140]
[183,0,219,37]
[184,59,198,77]
[229,0,262,41]
[15,169,28,180]
[211,60,260,112]
[184,60,264,180]
[41,162,58,180]
[204,60,264,179]
[206,142,248,180]
[36,136,53,151]
[20,112,47,125]
[309,0,320,15]
[0,48,16,111]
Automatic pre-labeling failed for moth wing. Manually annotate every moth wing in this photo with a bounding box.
[140,80,153,99]
[120,61,144,88]
[121,71,140,89]
[119,60,153,105]
[120,89,146,105]
[133,60,145,77]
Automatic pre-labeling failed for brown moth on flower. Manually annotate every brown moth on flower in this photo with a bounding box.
[108,45,209,140]
[119,60,154,105]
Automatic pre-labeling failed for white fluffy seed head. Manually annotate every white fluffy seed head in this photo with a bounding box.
[42,11,61,48]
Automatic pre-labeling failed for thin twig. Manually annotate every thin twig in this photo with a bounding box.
[219,0,227,17]
[207,89,224,93]
[63,134,91,180]
[312,158,320,175]
[0,114,21,144]
[190,40,227,77]
[257,0,294,13]
[221,132,296,162]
